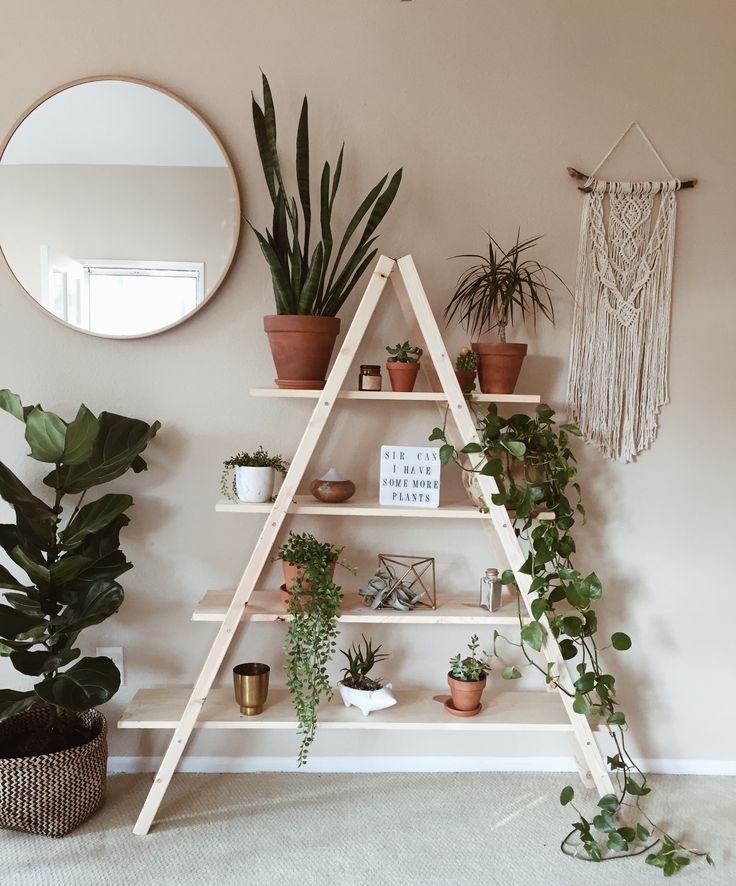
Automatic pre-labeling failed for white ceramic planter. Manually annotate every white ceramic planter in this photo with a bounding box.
[338,681,397,717]
[235,466,275,503]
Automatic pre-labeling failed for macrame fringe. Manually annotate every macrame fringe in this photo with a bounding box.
[567,180,678,462]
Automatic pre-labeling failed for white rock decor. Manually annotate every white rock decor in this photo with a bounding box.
[338,682,397,717]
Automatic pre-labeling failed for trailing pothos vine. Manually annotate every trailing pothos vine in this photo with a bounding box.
[282,552,342,766]
[430,403,712,876]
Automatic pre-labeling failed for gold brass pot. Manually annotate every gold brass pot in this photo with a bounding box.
[233,663,270,716]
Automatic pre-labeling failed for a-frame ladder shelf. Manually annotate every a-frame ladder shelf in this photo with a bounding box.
[250,388,541,404]
[192,589,532,624]
[216,495,554,521]
[119,688,589,733]
[128,254,615,836]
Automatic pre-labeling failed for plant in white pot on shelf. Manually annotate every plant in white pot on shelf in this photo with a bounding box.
[445,231,568,394]
[0,389,159,836]
[221,447,288,503]
[251,73,402,390]
[446,634,490,717]
[338,635,396,717]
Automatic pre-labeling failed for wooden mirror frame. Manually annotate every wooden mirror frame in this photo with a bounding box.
[0,75,241,339]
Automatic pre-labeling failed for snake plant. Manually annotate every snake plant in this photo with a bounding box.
[250,73,402,317]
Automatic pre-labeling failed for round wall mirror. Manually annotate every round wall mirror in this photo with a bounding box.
[0,77,240,338]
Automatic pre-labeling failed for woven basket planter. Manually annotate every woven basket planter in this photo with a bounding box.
[0,707,107,837]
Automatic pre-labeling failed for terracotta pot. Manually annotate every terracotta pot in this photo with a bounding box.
[280,561,337,607]
[264,315,341,390]
[386,362,420,392]
[447,672,486,713]
[454,368,476,393]
[472,342,527,394]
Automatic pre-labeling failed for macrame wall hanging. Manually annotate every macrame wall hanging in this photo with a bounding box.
[565,122,696,462]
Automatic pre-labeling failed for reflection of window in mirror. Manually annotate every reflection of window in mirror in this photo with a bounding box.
[40,248,204,335]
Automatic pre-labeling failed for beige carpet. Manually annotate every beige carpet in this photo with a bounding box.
[1,773,732,885]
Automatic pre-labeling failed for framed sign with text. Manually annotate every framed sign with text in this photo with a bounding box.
[379,445,441,508]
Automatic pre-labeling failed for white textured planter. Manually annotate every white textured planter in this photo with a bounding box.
[338,682,397,717]
[235,466,275,503]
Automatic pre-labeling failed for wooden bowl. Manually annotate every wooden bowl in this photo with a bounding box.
[309,478,356,503]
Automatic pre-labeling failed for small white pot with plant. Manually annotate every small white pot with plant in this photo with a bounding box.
[338,635,396,717]
[221,446,288,503]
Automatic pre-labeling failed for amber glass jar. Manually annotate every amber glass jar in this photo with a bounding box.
[359,364,382,391]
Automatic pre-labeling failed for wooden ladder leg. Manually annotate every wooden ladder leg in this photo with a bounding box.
[132,257,396,834]
[392,255,614,800]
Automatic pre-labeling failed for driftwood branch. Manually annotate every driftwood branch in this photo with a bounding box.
[567,167,697,192]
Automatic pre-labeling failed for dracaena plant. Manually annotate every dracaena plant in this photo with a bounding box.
[0,389,159,725]
[250,73,402,317]
[429,403,712,876]
[445,231,566,342]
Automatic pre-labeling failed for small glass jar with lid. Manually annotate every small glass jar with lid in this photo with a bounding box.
[479,567,502,612]
[358,364,382,391]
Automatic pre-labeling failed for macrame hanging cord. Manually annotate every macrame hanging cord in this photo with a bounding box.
[567,122,681,463]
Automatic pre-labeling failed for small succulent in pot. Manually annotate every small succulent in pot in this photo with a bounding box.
[338,635,396,716]
[385,341,423,393]
[454,346,478,394]
[447,634,490,715]
[221,446,288,503]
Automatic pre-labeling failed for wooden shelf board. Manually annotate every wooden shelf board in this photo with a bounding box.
[250,388,541,404]
[216,495,553,521]
[192,589,529,624]
[118,687,581,732]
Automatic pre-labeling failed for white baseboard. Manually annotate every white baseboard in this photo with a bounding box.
[108,755,736,776]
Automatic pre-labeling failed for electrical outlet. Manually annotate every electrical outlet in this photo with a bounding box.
[96,646,125,686]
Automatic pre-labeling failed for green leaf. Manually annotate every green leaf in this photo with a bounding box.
[53,579,124,633]
[480,459,503,476]
[460,443,482,453]
[611,632,631,651]
[34,655,121,713]
[583,571,602,601]
[536,404,554,422]
[24,407,67,462]
[502,440,526,459]
[0,603,45,640]
[560,423,582,436]
[563,616,583,637]
[0,462,56,550]
[62,404,100,465]
[574,671,595,693]
[559,785,574,805]
[597,793,620,813]
[559,639,577,660]
[618,827,636,842]
[47,412,160,494]
[592,811,616,833]
[530,597,547,620]
[607,831,629,852]
[607,711,626,726]
[0,688,38,720]
[520,620,543,652]
[636,824,650,841]
[0,389,26,422]
[428,427,444,442]
[625,778,650,796]
[500,569,515,585]
[0,563,30,592]
[501,666,521,680]
[573,693,591,715]
[584,841,602,862]
[295,96,311,256]
[646,854,666,868]
[439,445,454,465]
[60,493,133,550]
[9,546,50,585]
[10,647,79,677]
[50,555,93,585]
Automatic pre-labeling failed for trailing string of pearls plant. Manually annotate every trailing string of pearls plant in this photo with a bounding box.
[429,403,712,876]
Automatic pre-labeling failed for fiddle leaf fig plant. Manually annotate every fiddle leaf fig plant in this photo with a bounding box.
[429,403,712,875]
[0,389,160,734]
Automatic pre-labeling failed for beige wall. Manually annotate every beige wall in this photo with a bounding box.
[0,0,733,769]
